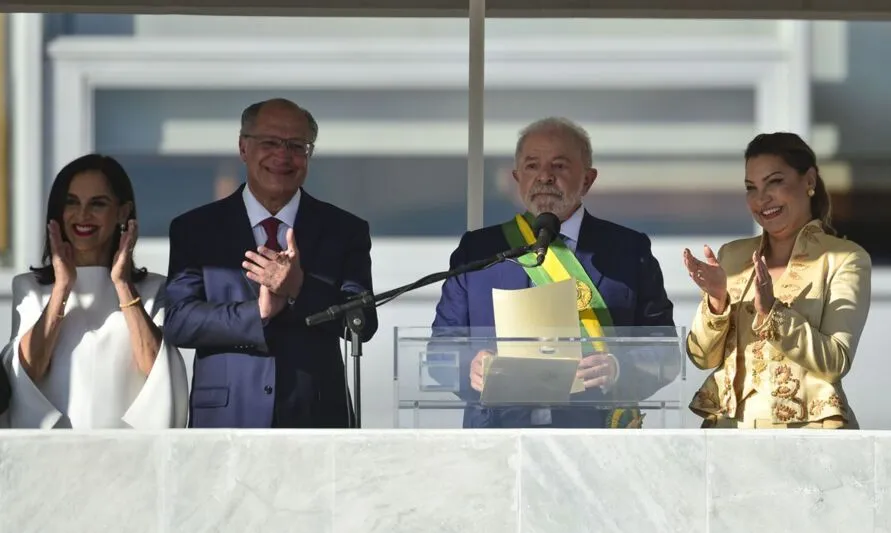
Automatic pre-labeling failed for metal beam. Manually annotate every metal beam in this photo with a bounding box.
[3,0,891,19]
[466,0,484,231]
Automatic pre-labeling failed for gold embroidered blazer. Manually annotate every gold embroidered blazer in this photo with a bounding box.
[687,221,872,426]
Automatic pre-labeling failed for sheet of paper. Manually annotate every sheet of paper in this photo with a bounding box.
[489,278,585,394]
[480,356,579,406]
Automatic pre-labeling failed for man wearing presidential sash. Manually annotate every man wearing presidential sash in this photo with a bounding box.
[431,117,677,429]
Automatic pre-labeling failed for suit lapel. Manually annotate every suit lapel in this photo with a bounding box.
[222,184,264,294]
[574,213,606,289]
[729,220,825,306]
[291,190,324,270]
[775,221,824,305]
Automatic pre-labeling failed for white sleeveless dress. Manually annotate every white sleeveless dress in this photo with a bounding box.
[1,266,188,429]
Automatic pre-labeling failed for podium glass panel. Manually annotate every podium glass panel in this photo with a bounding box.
[394,326,687,429]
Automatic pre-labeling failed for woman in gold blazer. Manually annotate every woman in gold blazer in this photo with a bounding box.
[683,132,871,429]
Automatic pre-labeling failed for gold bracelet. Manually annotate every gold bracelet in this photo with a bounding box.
[57,300,67,318]
[120,296,141,309]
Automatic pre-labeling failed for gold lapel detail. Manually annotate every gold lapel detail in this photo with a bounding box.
[747,220,826,307]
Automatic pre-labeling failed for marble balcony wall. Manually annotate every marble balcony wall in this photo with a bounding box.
[0,429,888,532]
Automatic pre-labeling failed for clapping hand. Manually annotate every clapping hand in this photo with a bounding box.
[752,252,776,319]
[111,220,137,285]
[48,220,76,289]
[683,245,728,313]
[243,228,304,297]
[243,228,305,319]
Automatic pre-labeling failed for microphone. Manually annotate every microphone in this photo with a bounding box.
[531,212,560,266]
[305,279,372,326]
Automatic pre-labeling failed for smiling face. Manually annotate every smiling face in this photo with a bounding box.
[512,129,597,221]
[744,154,816,240]
[239,101,313,211]
[62,170,131,261]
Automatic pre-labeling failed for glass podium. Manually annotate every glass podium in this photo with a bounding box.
[394,326,688,429]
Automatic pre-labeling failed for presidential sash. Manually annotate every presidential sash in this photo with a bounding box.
[500,212,643,429]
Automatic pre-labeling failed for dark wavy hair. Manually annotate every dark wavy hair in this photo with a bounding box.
[31,153,147,285]
[744,132,837,236]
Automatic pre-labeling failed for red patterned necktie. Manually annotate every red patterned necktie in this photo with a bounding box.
[259,217,282,252]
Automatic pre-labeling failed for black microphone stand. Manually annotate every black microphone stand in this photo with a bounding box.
[342,305,367,428]
[306,243,536,428]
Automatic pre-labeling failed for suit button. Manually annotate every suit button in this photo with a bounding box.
[264,385,273,394]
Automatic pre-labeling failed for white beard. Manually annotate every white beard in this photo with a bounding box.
[526,192,581,220]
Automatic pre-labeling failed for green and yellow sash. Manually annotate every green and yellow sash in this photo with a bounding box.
[500,212,643,429]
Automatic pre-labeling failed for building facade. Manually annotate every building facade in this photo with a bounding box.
[2,14,889,427]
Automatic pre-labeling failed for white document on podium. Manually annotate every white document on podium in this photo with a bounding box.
[481,278,585,403]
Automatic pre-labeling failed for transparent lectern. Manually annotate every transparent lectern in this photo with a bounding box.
[394,326,687,429]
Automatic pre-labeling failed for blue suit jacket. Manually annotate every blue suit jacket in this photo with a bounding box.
[432,211,676,428]
[164,185,377,428]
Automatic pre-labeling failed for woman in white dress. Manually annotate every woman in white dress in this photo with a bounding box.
[1,154,189,429]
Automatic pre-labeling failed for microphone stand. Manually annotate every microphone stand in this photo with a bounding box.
[342,306,366,429]
[306,243,536,428]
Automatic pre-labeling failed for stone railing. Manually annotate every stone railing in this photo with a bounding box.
[0,429,885,532]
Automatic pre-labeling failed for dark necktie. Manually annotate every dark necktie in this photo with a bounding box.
[259,217,282,252]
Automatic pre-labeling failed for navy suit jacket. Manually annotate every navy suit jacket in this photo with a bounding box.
[432,211,677,428]
[165,185,377,428]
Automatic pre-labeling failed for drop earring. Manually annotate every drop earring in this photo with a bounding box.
[807,189,815,197]
[119,222,127,232]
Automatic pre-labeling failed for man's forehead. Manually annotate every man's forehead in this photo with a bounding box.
[522,152,571,161]
[520,131,581,158]
[520,147,576,163]
[253,107,310,136]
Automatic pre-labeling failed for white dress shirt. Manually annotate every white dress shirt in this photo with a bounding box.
[555,204,584,252]
[242,184,301,250]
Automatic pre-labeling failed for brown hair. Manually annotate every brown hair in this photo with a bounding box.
[744,132,836,236]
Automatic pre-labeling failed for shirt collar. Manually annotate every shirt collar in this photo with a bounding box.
[242,184,301,228]
[559,204,585,242]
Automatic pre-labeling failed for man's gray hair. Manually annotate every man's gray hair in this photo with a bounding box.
[515,117,593,168]
[239,98,319,143]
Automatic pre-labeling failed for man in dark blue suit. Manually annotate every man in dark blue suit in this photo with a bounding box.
[433,117,678,428]
[165,98,377,428]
